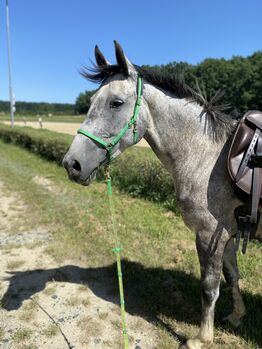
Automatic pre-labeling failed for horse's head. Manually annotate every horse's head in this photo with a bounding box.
[63,41,147,185]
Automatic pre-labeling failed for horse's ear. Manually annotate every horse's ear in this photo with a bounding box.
[95,45,109,66]
[114,40,131,76]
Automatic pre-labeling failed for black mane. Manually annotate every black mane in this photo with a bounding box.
[82,63,236,141]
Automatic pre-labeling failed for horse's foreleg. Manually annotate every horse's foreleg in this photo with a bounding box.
[180,229,229,349]
[222,237,246,327]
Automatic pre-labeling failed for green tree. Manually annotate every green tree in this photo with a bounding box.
[0,100,74,115]
[75,90,95,114]
[149,51,262,113]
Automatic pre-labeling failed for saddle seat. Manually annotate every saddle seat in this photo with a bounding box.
[228,110,262,252]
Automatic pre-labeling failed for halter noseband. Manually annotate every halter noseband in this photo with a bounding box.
[77,75,143,160]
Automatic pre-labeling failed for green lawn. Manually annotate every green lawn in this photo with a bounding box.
[0,140,261,349]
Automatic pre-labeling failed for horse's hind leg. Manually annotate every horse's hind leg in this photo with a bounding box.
[222,237,246,327]
[180,229,229,349]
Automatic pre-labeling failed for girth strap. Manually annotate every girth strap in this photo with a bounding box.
[251,132,262,223]
[235,128,260,183]
[234,205,260,253]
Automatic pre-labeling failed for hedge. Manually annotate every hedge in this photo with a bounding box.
[0,124,176,211]
[0,125,72,163]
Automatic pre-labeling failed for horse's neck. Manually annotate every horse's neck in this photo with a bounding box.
[143,84,228,189]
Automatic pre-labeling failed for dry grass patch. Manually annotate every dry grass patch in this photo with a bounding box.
[42,324,59,337]
[19,298,38,322]
[98,311,109,320]
[110,318,121,331]
[2,243,22,251]
[129,317,146,332]
[12,328,32,342]
[26,241,43,249]
[77,315,102,344]
[65,295,90,307]
[102,339,114,347]
[82,298,90,307]
[0,327,4,340]
[157,329,176,349]
[65,296,81,307]
[78,284,88,292]
[43,285,57,296]
[6,259,26,270]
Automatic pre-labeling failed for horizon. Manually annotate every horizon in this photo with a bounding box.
[1,0,261,104]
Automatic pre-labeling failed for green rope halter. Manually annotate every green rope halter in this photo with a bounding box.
[77,75,143,349]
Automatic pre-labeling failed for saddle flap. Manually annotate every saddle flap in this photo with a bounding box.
[228,110,262,197]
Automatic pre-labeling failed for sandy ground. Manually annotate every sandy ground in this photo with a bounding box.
[0,180,158,349]
[2,121,150,148]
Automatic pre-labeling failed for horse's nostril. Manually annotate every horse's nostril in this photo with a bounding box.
[72,160,81,173]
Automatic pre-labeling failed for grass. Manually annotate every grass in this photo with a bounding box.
[77,316,102,345]
[0,113,85,123]
[19,298,38,322]
[0,327,4,340]
[12,328,32,342]
[65,296,81,307]
[98,311,109,320]
[6,260,26,270]
[0,140,261,349]
[43,286,57,296]
[42,324,59,337]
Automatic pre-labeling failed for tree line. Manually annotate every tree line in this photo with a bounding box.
[1,51,261,116]
[75,50,262,115]
[0,101,74,115]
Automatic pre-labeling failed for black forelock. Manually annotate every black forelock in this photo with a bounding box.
[81,63,123,84]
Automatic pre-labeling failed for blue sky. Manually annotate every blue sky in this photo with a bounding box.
[1,0,261,104]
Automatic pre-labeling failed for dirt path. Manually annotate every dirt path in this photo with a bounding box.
[2,121,150,148]
[0,181,158,349]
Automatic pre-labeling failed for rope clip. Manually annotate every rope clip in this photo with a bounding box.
[105,165,111,180]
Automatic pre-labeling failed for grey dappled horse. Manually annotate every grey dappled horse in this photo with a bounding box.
[63,41,261,349]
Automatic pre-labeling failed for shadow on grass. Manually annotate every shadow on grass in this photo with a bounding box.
[1,260,261,346]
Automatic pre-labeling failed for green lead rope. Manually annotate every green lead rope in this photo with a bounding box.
[106,167,129,349]
[77,75,143,349]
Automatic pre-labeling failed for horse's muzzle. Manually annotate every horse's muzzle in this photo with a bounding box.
[62,155,98,186]
[63,156,82,181]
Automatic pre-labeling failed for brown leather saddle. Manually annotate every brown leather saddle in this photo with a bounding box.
[228,110,262,253]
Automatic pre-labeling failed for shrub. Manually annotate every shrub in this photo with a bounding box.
[0,125,72,163]
[0,125,176,211]
[109,148,176,210]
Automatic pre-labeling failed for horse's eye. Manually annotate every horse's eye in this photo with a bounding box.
[110,99,124,109]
